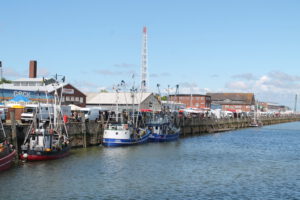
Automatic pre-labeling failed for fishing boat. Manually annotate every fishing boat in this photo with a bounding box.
[0,119,16,171]
[146,84,180,142]
[102,81,151,147]
[20,121,70,161]
[20,78,70,161]
[147,114,180,142]
[249,102,263,127]
[103,123,150,147]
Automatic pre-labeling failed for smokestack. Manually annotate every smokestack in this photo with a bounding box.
[29,60,37,78]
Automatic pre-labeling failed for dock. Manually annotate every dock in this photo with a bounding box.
[3,114,300,149]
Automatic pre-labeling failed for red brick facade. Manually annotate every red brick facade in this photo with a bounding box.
[169,94,211,109]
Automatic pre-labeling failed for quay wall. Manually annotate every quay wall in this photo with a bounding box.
[3,115,300,149]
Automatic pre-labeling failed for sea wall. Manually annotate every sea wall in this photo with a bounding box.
[3,115,300,150]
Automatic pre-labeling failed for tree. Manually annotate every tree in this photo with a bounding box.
[100,89,108,93]
[0,78,12,84]
[160,96,167,101]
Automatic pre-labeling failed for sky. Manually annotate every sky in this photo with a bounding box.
[1,0,300,108]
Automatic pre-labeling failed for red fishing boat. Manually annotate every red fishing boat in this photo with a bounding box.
[0,142,16,171]
[0,117,16,171]
[20,77,70,161]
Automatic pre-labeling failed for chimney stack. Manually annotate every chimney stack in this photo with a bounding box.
[29,60,37,78]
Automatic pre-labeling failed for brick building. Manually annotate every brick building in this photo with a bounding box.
[207,93,255,112]
[169,94,211,109]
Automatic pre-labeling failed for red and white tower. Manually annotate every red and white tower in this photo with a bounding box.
[140,26,148,92]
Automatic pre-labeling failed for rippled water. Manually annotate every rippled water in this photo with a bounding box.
[1,122,300,199]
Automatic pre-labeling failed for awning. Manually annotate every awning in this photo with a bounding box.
[9,95,31,102]
[140,109,152,112]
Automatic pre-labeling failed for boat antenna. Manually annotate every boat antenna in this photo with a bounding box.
[0,61,4,104]
[294,94,297,113]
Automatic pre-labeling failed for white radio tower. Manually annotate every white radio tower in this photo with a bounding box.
[140,26,148,92]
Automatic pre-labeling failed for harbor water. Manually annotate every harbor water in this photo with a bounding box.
[1,122,300,199]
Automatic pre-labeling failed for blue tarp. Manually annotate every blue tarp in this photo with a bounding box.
[9,95,31,102]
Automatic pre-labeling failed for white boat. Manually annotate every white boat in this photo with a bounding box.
[102,81,150,147]
[103,123,150,147]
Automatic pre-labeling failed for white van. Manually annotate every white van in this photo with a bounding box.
[21,104,54,123]
[0,108,6,122]
[80,108,100,121]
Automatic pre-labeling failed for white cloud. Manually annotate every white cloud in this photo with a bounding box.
[225,71,300,107]
[232,73,256,80]
[113,63,137,68]
[225,81,249,90]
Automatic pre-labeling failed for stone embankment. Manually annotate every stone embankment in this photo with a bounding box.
[3,115,300,150]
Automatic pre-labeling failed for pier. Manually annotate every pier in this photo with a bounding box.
[4,114,300,149]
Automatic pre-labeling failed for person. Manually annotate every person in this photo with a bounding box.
[74,111,79,121]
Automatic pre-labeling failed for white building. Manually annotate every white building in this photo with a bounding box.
[86,92,161,112]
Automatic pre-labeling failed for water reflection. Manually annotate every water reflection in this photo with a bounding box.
[1,122,300,199]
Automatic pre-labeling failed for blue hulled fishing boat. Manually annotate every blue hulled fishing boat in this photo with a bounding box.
[147,115,180,142]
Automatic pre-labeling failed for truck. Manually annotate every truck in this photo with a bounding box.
[21,104,53,123]
[21,104,71,123]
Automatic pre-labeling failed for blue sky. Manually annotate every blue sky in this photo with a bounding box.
[1,0,300,108]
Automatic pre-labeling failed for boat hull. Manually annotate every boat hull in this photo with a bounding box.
[103,131,150,147]
[20,146,70,161]
[149,132,180,142]
[0,150,16,172]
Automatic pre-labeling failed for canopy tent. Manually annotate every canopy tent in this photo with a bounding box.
[11,105,25,109]
[9,95,31,102]
[69,104,82,111]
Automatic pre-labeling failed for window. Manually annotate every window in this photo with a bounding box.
[75,97,79,102]
[66,96,70,101]
[70,96,74,101]
[80,97,83,103]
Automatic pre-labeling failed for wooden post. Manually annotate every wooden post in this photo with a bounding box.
[10,111,18,162]
[100,113,105,144]
[80,113,87,148]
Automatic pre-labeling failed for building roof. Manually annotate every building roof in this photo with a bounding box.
[86,92,153,105]
[13,78,44,82]
[0,83,67,93]
[207,93,255,105]
[169,94,209,97]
